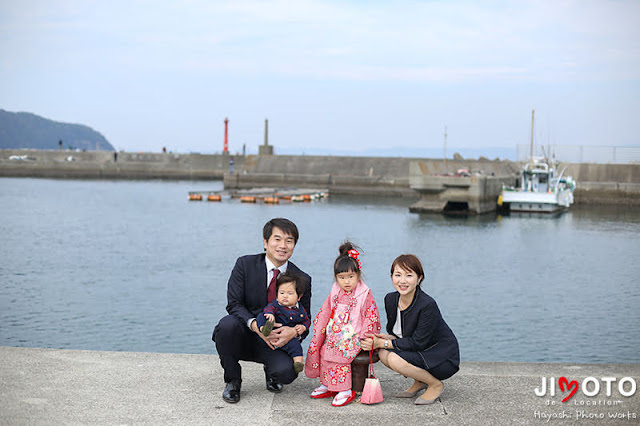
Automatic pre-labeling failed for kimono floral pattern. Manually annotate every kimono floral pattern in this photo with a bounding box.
[322,364,351,387]
[305,281,381,392]
[327,316,360,358]
[364,301,380,334]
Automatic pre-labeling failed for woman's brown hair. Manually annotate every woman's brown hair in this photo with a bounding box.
[390,254,425,284]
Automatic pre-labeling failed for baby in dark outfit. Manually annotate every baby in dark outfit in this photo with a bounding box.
[257,273,311,374]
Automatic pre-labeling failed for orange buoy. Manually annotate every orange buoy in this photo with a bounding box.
[264,197,279,204]
[240,196,256,203]
[189,194,203,201]
[207,194,222,202]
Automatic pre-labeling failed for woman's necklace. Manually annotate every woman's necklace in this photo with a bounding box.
[398,296,411,311]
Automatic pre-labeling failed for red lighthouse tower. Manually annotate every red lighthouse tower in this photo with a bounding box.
[223,117,229,153]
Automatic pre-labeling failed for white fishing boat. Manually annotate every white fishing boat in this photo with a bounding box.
[498,110,576,213]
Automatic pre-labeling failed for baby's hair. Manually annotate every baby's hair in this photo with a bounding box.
[276,273,305,297]
[334,241,362,276]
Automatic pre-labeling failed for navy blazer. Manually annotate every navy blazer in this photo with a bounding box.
[384,289,459,369]
[225,253,312,339]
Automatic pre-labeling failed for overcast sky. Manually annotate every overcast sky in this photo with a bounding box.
[1,0,638,156]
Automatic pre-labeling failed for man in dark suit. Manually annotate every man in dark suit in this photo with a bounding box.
[212,218,312,403]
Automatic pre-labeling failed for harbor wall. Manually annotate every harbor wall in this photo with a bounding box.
[563,163,640,205]
[1,149,639,204]
[0,149,239,180]
[223,155,521,197]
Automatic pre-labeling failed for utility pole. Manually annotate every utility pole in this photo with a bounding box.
[529,109,535,169]
[443,126,448,173]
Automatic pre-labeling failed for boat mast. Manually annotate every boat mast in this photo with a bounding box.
[529,109,535,169]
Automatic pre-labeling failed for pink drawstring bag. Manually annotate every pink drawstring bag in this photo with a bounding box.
[360,351,383,404]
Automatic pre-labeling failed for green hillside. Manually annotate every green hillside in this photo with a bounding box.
[0,109,114,151]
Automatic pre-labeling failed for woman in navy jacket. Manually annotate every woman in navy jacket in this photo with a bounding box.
[361,254,459,405]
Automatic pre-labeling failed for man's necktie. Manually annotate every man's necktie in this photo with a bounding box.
[267,269,280,303]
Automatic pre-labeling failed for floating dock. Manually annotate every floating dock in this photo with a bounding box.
[188,187,329,204]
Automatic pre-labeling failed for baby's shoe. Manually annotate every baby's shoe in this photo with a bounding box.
[261,320,274,337]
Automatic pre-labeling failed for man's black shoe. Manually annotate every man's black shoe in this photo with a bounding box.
[222,380,241,403]
[265,377,283,393]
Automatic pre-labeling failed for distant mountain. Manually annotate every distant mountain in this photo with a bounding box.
[0,109,114,151]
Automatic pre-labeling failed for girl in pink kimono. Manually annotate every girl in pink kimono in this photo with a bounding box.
[305,242,381,407]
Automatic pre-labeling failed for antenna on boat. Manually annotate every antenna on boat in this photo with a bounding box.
[529,109,535,169]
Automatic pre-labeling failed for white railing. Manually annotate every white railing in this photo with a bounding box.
[516,145,640,164]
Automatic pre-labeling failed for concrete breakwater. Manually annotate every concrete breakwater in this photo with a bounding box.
[0,149,234,180]
[2,149,639,205]
[222,154,640,206]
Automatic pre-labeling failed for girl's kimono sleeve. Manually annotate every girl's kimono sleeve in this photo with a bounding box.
[304,295,332,378]
[360,290,381,337]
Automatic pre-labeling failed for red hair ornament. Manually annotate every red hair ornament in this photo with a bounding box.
[347,249,362,270]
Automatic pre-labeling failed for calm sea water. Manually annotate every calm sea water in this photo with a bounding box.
[1,177,639,363]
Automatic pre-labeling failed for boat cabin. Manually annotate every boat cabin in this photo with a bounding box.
[521,159,551,193]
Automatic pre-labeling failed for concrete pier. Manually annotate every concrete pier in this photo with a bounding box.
[0,150,238,180]
[2,346,639,425]
[408,161,516,214]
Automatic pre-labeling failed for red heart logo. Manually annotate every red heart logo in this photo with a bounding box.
[558,377,578,402]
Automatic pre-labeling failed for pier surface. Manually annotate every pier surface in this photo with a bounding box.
[2,347,639,425]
